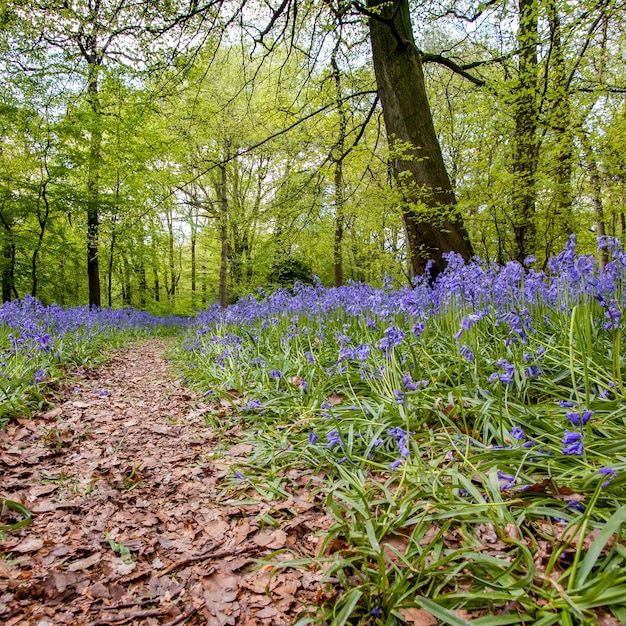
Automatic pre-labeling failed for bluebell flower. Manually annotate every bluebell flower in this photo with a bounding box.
[562,430,584,455]
[566,409,593,426]
[599,466,616,488]
[269,369,283,379]
[460,344,474,362]
[394,390,405,404]
[511,426,526,440]
[326,429,342,449]
[402,372,419,390]
[308,431,318,444]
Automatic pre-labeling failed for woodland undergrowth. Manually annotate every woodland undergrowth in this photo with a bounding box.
[172,236,626,625]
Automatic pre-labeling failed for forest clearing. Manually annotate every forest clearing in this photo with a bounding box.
[2,242,626,625]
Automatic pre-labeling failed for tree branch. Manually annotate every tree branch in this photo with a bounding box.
[421,53,486,86]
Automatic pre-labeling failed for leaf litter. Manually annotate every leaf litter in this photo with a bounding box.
[0,340,326,625]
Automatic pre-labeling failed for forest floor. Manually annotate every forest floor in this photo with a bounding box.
[0,339,329,626]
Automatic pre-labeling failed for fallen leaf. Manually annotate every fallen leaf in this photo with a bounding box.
[253,528,287,549]
[11,537,44,553]
[43,408,63,420]
[66,552,102,572]
[227,443,253,457]
[398,607,437,625]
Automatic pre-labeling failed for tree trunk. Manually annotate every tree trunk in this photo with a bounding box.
[366,0,473,277]
[218,142,230,308]
[190,211,197,309]
[166,208,176,306]
[1,216,15,303]
[580,132,608,268]
[331,50,346,287]
[86,61,102,308]
[545,0,573,240]
[512,0,539,262]
[122,255,131,306]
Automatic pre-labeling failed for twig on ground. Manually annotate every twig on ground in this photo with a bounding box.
[90,607,170,625]
[157,542,257,577]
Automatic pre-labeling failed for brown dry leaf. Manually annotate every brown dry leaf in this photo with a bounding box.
[11,537,44,553]
[382,534,410,563]
[227,443,253,457]
[0,560,17,579]
[326,393,345,406]
[43,407,63,420]
[253,528,287,549]
[398,607,437,625]
[418,525,440,547]
[66,552,102,572]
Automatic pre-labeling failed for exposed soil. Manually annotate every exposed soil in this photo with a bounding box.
[0,340,329,625]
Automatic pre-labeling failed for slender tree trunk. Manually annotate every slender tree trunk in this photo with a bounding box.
[218,142,230,308]
[201,265,207,307]
[545,0,573,239]
[190,212,197,309]
[331,50,347,287]
[366,0,473,277]
[31,181,50,299]
[1,216,15,303]
[580,133,608,268]
[166,208,176,306]
[108,213,118,308]
[122,255,131,305]
[86,61,102,308]
[512,0,539,262]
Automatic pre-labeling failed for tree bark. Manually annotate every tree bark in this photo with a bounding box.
[365,0,473,277]
[580,132,608,269]
[1,214,15,303]
[331,49,346,287]
[218,149,229,308]
[512,0,539,262]
[86,61,102,308]
[545,0,573,240]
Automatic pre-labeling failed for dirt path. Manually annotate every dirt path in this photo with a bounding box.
[0,340,325,626]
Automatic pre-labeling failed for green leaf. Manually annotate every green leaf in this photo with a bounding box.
[575,504,626,588]
[0,499,32,532]
[331,588,363,626]
[414,596,473,625]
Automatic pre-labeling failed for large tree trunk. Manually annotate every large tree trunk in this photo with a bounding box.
[366,0,473,277]
[86,61,102,308]
[512,0,539,262]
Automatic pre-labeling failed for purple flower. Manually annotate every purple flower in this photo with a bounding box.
[326,429,342,449]
[243,399,262,410]
[304,351,315,364]
[599,466,616,487]
[394,390,405,404]
[566,409,593,426]
[511,426,526,440]
[269,369,283,379]
[387,426,412,457]
[389,459,403,470]
[558,400,575,408]
[378,325,405,353]
[562,430,584,456]
[460,344,474,362]
[308,431,318,444]
[402,372,419,390]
